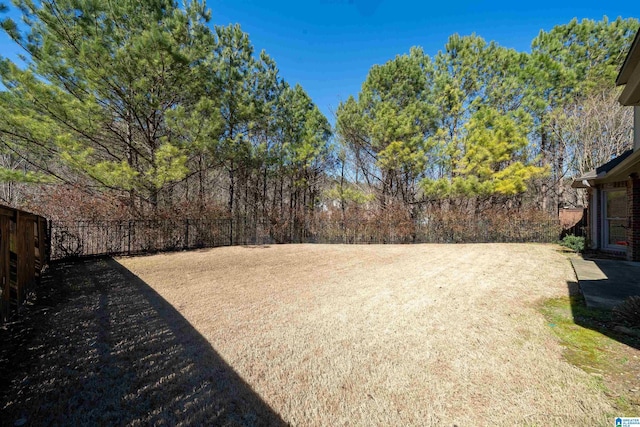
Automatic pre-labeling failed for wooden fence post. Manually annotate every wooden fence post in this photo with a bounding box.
[0,205,48,323]
[0,214,9,322]
[14,211,21,308]
[47,219,52,264]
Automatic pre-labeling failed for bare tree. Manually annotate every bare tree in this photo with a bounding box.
[550,88,634,206]
[0,152,27,205]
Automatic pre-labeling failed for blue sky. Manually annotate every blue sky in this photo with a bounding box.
[1,0,639,124]
[209,0,638,124]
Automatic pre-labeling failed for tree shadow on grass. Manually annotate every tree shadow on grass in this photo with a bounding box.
[0,257,286,426]
[566,280,640,352]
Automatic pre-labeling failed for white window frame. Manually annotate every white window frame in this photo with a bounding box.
[590,189,599,249]
[601,188,628,251]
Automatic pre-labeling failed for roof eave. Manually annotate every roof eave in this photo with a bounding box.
[616,27,640,86]
[618,69,640,105]
[591,150,640,184]
[571,179,594,189]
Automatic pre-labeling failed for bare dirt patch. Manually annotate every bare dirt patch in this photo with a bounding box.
[116,243,620,425]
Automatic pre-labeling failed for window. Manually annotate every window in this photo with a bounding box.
[603,189,627,249]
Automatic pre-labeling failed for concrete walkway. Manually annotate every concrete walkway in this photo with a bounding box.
[570,258,640,309]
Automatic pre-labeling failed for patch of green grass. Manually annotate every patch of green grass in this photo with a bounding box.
[540,296,611,373]
[539,296,640,416]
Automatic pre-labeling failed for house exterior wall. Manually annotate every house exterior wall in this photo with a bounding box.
[590,187,599,249]
[635,106,640,152]
[587,178,640,261]
[585,187,598,249]
[627,173,640,261]
[587,182,629,259]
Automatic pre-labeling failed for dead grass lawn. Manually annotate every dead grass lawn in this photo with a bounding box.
[119,244,616,425]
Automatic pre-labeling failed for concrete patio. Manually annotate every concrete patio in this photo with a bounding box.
[571,258,640,309]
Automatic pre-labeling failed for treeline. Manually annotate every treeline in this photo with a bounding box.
[0,1,638,240]
[0,0,331,238]
[334,17,638,229]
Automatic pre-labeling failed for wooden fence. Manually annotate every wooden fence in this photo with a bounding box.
[0,205,49,323]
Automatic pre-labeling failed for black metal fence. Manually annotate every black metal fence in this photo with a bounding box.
[50,219,231,260]
[49,216,563,260]
[311,218,562,245]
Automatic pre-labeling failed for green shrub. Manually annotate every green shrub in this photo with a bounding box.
[559,234,585,252]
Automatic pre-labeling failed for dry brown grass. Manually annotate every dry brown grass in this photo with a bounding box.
[118,243,614,426]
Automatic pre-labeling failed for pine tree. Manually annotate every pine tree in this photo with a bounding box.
[0,0,215,213]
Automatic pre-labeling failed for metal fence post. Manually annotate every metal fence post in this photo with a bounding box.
[184,219,189,250]
[127,220,132,255]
